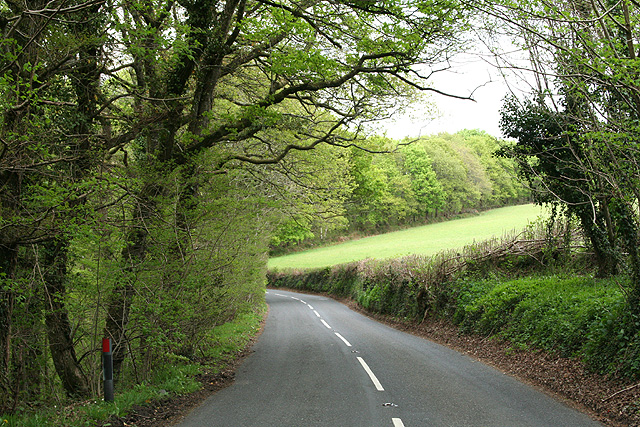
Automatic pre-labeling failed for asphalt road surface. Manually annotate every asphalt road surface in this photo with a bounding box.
[176,289,602,427]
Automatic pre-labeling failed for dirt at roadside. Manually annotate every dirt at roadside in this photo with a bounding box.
[105,294,640,427]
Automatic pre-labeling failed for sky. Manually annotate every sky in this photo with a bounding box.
[378,47,534,140]
[379,59,509,139]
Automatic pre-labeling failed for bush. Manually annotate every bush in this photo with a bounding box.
[452,274,640,378]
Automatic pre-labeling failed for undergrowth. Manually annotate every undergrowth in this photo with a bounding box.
[0,303,266,427]
[452,274,638,377]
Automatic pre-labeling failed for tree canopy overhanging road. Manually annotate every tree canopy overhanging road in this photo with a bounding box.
[176,290,602,427]
[3,0,640,419]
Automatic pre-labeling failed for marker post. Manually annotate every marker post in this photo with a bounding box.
[102,338,114,402]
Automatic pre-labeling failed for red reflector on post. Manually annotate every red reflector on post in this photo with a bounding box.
[102,338,111,353]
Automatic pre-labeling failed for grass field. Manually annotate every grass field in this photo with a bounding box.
[268,204,547,270]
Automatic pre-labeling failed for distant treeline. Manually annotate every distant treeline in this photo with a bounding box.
[272,130,530,248]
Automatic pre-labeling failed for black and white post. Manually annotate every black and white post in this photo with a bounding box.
[102,338,114,402]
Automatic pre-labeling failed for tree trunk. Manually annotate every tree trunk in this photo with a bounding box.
[103,281,135,382]
[0,243,17,411]
[103,182,161,380]
[42,237,90,398]
[575,206,618,278]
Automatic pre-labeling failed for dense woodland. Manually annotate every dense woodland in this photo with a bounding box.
[1,0,640,421]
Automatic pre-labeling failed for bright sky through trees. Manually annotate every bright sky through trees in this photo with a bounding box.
[379,41,535,139]
[380,63,507,137]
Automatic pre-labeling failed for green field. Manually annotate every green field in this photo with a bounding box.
[268,204,547,270]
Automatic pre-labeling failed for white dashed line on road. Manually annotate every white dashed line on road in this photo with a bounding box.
[357,357,384,391]
[334,332,352,347]
[271,292,400,425]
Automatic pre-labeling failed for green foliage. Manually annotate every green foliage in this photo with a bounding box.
[0,302,265,426]
[269,208,640,382]
[403,144,446,216]
[334,130,529,237]
[495,0,640,297]
[500,95,626,279]
[269,139,353,249]
[269,258,428,321]
[271,218,316,247]
[0,0,507,414]
[346,139,412,230]
[269,218,562,320]
[357,283,384,311]
[117,164,270,371]
[452,274,640,378]
[205,305,267,359]
[583,300,640,378]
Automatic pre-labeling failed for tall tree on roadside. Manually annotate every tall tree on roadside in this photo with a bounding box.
[479,0,640,296]
[99,0,476,378]
[402,145,446,218]
[0,0,108,400]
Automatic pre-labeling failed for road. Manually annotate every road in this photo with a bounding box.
[176,289,602,427]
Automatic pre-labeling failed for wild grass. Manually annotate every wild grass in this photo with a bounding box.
[268,204,546,270]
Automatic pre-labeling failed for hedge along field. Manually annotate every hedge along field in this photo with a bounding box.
[267,224,640,381]
[268,204,546,270]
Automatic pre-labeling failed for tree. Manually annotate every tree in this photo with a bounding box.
[499,96,620,277]
[269,134,353,248]
[0,0,106,401]
[100,0,476,379]
[481,0,640,295]
[402,144,446,217]
[338,131,526,235]
[0,0,476,406]
[346,143,401,229]
[419,136,472,214]
[461,130,527,207]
